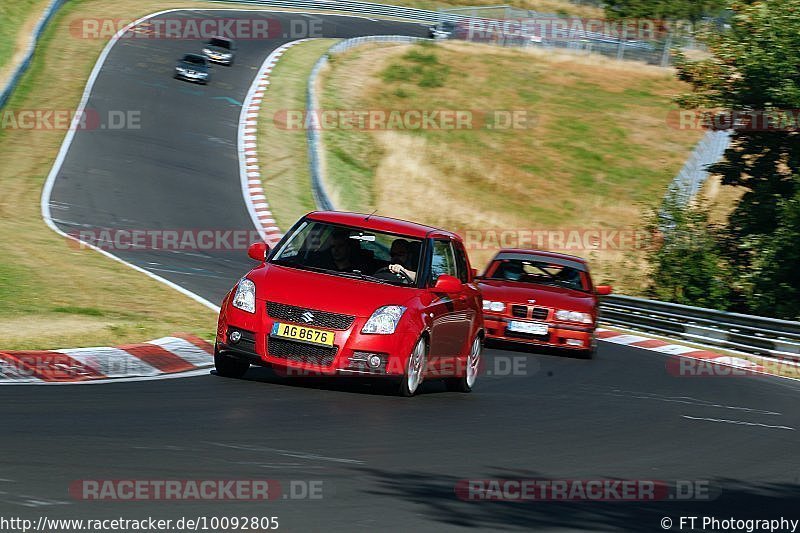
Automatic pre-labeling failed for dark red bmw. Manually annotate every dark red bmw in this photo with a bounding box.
[477,249,611,357]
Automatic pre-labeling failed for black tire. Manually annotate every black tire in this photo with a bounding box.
[214,351,250,378]
[445,335,482,393]
[398,338,427,397]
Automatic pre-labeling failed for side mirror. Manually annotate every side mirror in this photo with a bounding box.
[247,241,269,262]
[596,285,613,296]
[470,268,478,280]
[433,274,462,293]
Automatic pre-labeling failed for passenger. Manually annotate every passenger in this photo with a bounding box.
[388,239,417,282]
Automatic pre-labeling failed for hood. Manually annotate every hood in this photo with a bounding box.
[206,45,231,54]
[478,279,596,313]
[178,60,208,72]
[248,264,420,318]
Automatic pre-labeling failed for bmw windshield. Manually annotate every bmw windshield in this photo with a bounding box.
[271,220,423,287]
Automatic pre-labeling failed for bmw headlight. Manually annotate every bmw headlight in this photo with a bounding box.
[232,278,256,313]
[555,309,592,324]
[482,300,506,313]
[362,306,406,334]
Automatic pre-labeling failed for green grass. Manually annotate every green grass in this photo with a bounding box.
[0,0,49,79]
[318,41,704,291]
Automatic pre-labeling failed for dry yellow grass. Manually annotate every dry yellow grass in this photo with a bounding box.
[320,41,704,291]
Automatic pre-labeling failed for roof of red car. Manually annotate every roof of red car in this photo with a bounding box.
[306,211,456,239]
[493,248,588,263]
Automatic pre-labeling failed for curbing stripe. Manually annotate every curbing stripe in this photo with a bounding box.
[0,334,214,384]
[237,39,316,249]
[597,328,764,372]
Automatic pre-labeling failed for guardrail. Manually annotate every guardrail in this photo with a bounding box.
[209,0,446,23]
[600,294,800,361]
[0,0,68,110]
[306,35,430,211]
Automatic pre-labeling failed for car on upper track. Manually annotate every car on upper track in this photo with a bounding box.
[214,211,484,396]
[477,249,611,358]
[174,53,211,84]
[202,36,236,65]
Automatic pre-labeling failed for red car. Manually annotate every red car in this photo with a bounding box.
[214,211,484,396]
[477,249,611,357]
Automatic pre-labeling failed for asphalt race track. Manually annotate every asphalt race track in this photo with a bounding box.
[3,10,800,532]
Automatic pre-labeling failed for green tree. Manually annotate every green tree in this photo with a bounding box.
[646,197,732,308]
[673,0,800,318]
[604,0,725,22]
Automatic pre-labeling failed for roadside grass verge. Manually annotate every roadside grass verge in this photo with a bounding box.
[385,0,602,17]
[0,0,273,349]
[318,41,704,291]
[258,39,338,230]
[0,0,51,87]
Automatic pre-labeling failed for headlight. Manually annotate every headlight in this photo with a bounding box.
[198,72,208,77]
[482,300,505,313]
[362,306,406,334]
[232,278,256,313]
[555,310,592,324]
[175,67,186,72]
[202,48,212,54]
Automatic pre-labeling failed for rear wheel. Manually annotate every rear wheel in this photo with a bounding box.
[399,338,427,397]
[446,335,482,392]
[214,349,250,378]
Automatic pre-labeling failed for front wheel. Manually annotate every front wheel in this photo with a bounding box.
[214,350,250,378]
[446,335,482,392]
[398,338,427,397]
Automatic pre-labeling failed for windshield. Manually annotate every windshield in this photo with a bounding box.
[208,38,231,49]
[487,258,590,292]
[183,55,206,65]
[271,220,423,287]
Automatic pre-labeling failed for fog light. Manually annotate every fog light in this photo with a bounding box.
[229,330,242,344]
[566,339,583,347]
[368,355,382,368]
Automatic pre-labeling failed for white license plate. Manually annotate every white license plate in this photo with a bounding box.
[508,321,548,335]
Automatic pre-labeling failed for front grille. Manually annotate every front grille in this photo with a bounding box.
[268,337,337,367]
[267,302,355,330]
[511,305,528,318]
[531,307,549,320]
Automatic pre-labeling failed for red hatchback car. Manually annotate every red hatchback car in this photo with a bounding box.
[477,249,611,357]
[215,211,484,396]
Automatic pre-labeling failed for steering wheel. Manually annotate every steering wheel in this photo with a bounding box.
[374,266,413,284]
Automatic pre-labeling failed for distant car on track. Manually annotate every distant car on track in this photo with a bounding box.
[215,211,484,396]
[202,36,236,65]
[477,249,611,358]
[174,53,211,84]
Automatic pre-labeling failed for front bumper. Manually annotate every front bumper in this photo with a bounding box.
[204,54,233,65]
[216,301,420,377]
[175,70,209,83]
[483,314,594,350]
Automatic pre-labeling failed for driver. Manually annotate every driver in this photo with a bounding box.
[388,239,417,282]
